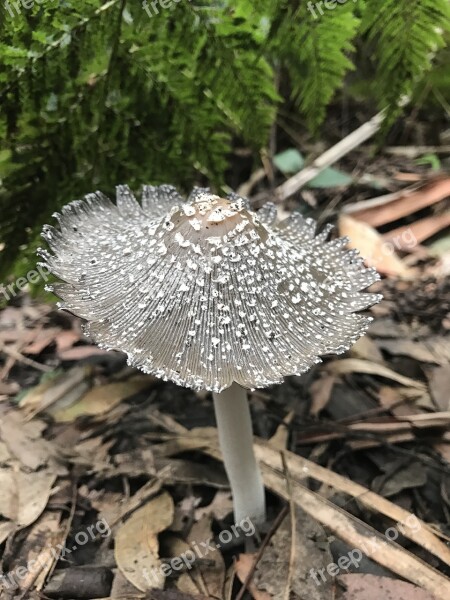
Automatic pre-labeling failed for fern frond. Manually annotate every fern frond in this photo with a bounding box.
[362,0,450,125]
[267,0,360,131]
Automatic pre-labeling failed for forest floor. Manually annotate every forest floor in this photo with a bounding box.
[1,145,450,600]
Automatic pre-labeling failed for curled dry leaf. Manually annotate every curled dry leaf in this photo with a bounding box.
[115,491,175,591]
[339,214,413,278]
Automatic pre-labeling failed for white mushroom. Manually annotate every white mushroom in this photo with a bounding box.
[39,185,381,525]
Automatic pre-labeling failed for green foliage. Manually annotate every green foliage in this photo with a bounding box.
[265,0,360,131]
[362,0,450,128]
[0,0,448,280]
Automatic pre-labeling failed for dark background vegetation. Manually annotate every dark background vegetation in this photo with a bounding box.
[0,0,449,281]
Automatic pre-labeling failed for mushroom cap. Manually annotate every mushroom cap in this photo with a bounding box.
[39,185,381,392]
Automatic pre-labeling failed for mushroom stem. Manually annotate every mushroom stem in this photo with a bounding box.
[212,383,266,525]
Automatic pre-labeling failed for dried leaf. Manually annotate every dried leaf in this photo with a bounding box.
[427,365,450,411]
[194,491,233,522]
[383,213,450,249]
[19,366,91,418]
[309,374,336,416]
[157,458,228,488]
[337,573,438,600]
[339,214,413,277]
[115,491,175,591]
[0,469,57,527]
[326,358,426,390]
[240,506,334,600]
[260,464,450,600]
[343,177,450,227]
[0,407,63,472]
[52,376,153,422]
[188,516,226,599]
[235,554,272,600]
[5,511,63,592]
[376,339,442,365]
[350,336,384,363]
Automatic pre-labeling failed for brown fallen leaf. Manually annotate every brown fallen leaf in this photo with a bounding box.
[0,469,57,527]
[149,590,210,600]
[115,491,175,591]
[343,177,450,227]
[377,386,421,417]
[19,366,92,418]
[350,335,384,364]
[235,554,272,600]
[0,407,64,472]
[155,424,450,573]
[188,516,226,599]
[427,364,450,411]
[3,511,63,593]
[337,573,438,600]
[383,213,450,250]
[376,339,443,365]
[259,463,450,600]
[237,506,334,600]
[156,458,228,488]
[51,375,154,422]
[338,214,413,277]
[326,358,426,391]
[309,374,336,416]
[194,491,233,522]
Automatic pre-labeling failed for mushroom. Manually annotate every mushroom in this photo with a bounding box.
[38,185,381,525]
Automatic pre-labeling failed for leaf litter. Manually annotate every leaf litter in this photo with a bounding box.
[0,162,449,599]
